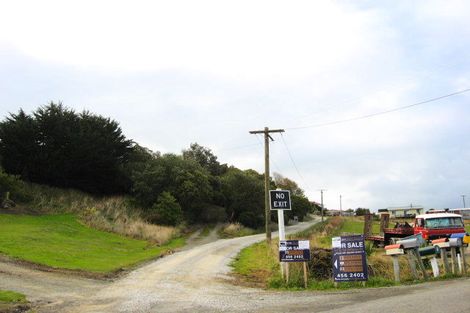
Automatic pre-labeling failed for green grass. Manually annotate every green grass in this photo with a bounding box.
[199,224,214,238]
[232,238,397,290]
[232,241,276,275]
[0,214,185,273]
[232,216,400,290]
[0,290,26,303]
[231,241,278,287]
[269,275,397,290]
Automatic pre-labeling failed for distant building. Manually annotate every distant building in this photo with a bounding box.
[326,209,341,216]
[325,209,354,216]
[385,206,424,218]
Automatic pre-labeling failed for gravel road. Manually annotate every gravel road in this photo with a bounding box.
[1,218,470,313]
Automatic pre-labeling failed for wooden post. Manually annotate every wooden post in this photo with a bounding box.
[379,213,390,236]
[406,250,419,279]
[392,255,400,282]
[451,247,458,274]
[249,127,285,244]
[461,247,467,275]
[430,257,440,277]
[286,263,290,284]
[440,248,450,275]
[363,214,372,237]
[303,262,308,288]
[413,248,428,280]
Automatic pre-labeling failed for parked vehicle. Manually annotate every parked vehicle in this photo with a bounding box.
[414,213,465,240]
[367,213,466,245]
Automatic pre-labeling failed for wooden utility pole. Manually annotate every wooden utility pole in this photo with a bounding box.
[249,127,285,243]
[339,194,342,216]
[319,189,326,222]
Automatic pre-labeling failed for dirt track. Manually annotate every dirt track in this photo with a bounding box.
[2,218,470,312]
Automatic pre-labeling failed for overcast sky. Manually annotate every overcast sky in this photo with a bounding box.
[1,0,470,211]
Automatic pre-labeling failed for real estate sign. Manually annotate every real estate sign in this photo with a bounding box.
[279,240,310,262]
[332,235,368,282]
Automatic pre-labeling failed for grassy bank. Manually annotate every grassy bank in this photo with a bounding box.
[0,214,184,274]
[0,290,29,313]
[1,179,179,245]
[0,290,26,303]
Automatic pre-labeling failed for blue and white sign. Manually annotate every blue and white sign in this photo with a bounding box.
[332,235,368,282]
[279,240,310,262]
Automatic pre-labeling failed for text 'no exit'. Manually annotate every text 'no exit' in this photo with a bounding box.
[269,190,291,210]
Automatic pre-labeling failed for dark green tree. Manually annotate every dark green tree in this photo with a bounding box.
[149,191,183,226]
[0,102,133,194]
[0,110,37,181]
[355,208,370,216]
[182,143,227,176]
[220,167,264,228]
[131,153,213,221]
[273,173,311,221]
[273,172,305,196]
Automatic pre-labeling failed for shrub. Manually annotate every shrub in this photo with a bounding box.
[238,211,263,229]
[149,192,183,226]
[199,205,227,223]
[0,168,30,203]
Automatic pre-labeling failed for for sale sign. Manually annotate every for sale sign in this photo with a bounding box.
[279,240,310,262]
[332,235,368,282]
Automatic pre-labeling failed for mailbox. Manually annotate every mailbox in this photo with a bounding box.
[450,233,470,245]
[432,238,450,248]
[448,237,462,247]
[396,238,420,249]
[418,246,440,257]
[464,236,470,245]
[385,244,404,255]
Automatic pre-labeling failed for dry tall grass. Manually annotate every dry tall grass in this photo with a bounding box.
[21,183,179,245]
[219,222,256,238]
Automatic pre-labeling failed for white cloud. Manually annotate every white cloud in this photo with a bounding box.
[0,1,390,82]
[1,1,470,210]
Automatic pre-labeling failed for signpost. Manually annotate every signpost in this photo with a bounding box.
[332,235,368,284]
[270,189,292,279]
[269,189,291,244]
[269,190,291,210]
[279,240,310,287]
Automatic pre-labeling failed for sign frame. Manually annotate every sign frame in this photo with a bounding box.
[279,240,311,262]
[332,235,368,282]
[269,190,292,211]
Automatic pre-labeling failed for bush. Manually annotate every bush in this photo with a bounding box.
[0,169,30,203]
[199,205,227,223]
[238,211,263,229]
[308,248,333,279]
[148,192,183,226]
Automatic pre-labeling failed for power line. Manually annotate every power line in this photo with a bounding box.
[279,133,310,191]
[255,134,283,174]
[286,87,470,131]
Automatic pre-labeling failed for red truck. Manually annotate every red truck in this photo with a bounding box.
[414,213,465,240]
[367,212,466,245]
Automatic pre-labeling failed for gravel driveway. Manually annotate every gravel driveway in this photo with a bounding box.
[2,218,470,313]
